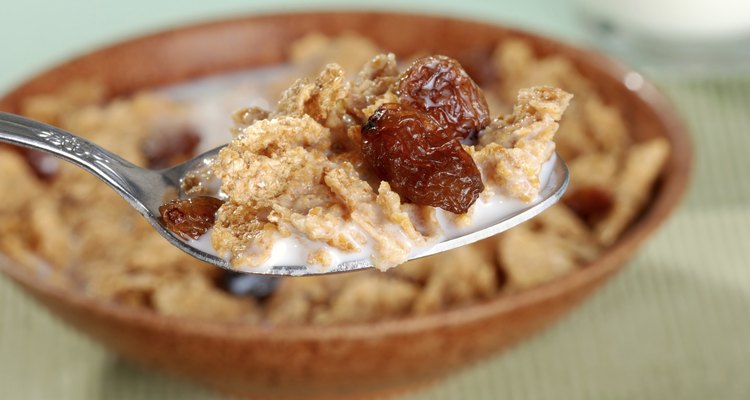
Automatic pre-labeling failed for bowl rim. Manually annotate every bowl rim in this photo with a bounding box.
[0,10,693,341]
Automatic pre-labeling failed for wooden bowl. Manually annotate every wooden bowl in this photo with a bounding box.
[0,12,692,400]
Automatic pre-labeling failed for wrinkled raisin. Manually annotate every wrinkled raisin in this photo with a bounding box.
[397,55,490,142]
[142,128,201,169]
[564,186,614,223]
[361,103,484,214]
[159,196,223,240]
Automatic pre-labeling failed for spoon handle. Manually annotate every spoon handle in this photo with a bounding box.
[0,112,157,215]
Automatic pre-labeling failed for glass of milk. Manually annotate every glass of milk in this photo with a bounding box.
[577,0,750,72]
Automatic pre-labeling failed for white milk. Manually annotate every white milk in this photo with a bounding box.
[184,155,555,274]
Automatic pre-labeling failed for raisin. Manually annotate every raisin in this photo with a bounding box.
[361,103,484,214]
[142,128,201,169]
[397,55,490,142]
[564,186,614,223]
[159,196,224,240]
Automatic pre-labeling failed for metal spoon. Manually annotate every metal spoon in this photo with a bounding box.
[0,112,569,276]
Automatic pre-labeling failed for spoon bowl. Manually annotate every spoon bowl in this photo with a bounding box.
[0,111,568,275]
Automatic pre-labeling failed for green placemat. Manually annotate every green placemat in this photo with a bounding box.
[2,75,750,399]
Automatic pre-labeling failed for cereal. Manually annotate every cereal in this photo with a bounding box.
[565,151,618,193]
[230,106,270,137]
[323,163,415,269]
[0,33,669,326]
[594,137,670,245]
[0,148,43,212]
[411,246,498,314]
[210,55,569,269]
[323,276,419,324]
[500,205,600,289]
[289,32,383,77]
[492,39,630,161]
[474,86,572,201]
[21,80,105,125]
[347,53,400,122]
[213,116,333,207]
[29,198,73,270]
[153,271,259,322]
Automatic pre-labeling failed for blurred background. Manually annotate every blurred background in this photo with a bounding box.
[1,0,749,399]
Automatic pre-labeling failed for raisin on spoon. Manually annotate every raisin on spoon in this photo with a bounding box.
[159,196,224,240]
[397,55,490,142]
[360,55,492,214]
[361,103,483,214]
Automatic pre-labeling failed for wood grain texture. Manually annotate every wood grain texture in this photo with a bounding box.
[0,11,692,400]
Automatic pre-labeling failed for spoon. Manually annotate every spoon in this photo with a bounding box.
[0,112,569,276]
